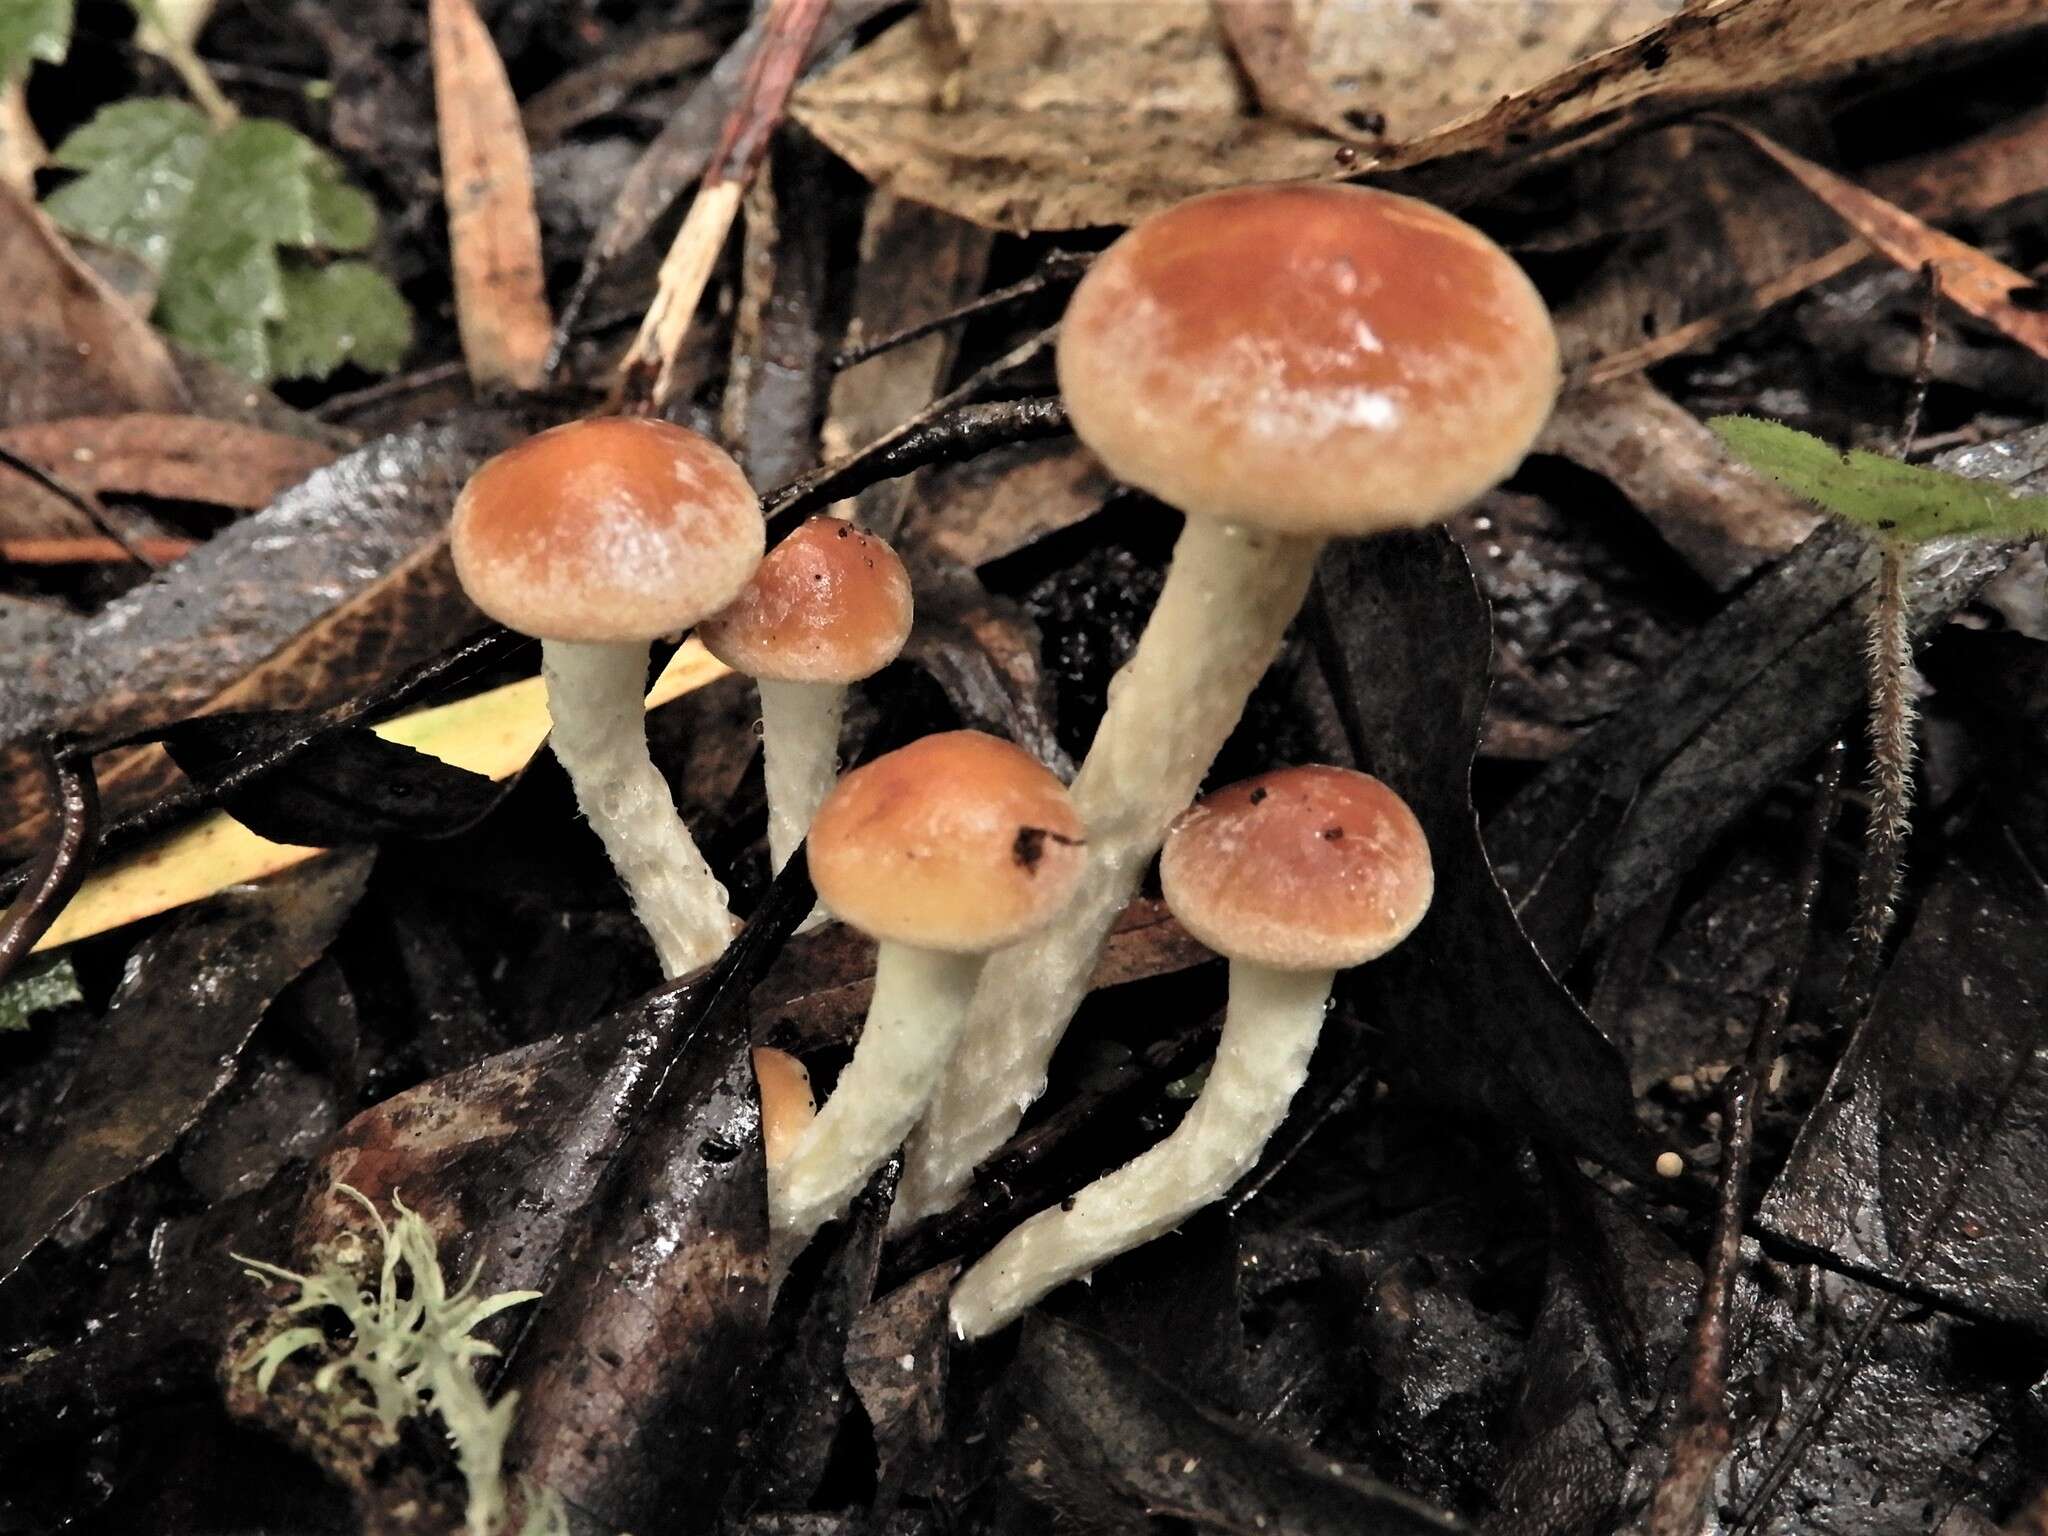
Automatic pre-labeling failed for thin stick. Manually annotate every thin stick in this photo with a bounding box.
[615,0,830,415]
[832,250,1091,370]
[0,445,165,570]
[0,745,99,986]
[1645,744,1843,1536]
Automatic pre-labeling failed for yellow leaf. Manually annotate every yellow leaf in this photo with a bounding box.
[34,642,731,952]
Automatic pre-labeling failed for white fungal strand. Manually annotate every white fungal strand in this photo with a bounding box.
[541,639,738,978]
[894,519,1323,1226]
[756,676,847,875]
[769,944,983,1255]
[949,963,1332,1338]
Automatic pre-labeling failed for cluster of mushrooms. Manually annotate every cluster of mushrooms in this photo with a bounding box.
[448,181,1562,1340]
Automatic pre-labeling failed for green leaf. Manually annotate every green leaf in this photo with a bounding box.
[271,260,413,380]
[1710,416,2048,545]
[42,100,411,381]
[0,955,82,1032]
[44,98,211,272]
[0,0,72,80]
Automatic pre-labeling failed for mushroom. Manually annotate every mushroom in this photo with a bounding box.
[770,730,1086,1255]
[898,182,1560,1225]
[698,516,914,874]
[451,417,764,979]
[948,765,1432,1339]
[752,1047,817,1169]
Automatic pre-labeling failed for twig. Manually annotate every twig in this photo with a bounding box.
[1645,743,1844,1536]
[832,250,1092,370]
[0,444,166,570]
[614,0,831,414]
[0,745,100,987]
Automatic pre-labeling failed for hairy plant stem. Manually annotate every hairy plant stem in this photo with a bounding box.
[1840,540,1915,1021]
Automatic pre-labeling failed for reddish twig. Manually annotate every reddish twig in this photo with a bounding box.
[0,745,100,985]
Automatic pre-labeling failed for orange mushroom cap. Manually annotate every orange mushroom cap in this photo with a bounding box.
[752,1047,817,1168]
[698,516,914,684]
[1160,765,1433,971]
[807,731,1085,954]
[1057,183,1560,536]
[450,417,763,643]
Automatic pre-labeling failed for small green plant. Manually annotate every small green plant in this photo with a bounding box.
[7,2,411,383]
[235,1186,557,1536]
[0,954,81,1032]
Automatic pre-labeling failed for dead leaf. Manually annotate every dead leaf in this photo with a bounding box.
[796,0,2043,233]
[903,438,1113,568]
[430,0,554,390]
[1213,0,1369,141]
[0,80,42,197]
[1714,117,2048,362]
[0,414,336,508]
[0,184,186,426]
[0,536,196,564]
[0,853,369,1286]
[520,26,724,148]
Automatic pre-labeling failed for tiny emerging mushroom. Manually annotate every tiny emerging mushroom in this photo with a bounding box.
[769,730,1085,1258]
[899,182,1560,1227]
[698,515,914,875]
[948,764,1432,1340]
[450,417,764,979]
[752,1047,817,1169]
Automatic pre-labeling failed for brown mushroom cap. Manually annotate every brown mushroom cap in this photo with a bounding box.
[807,731,1085,953]
[698,516,914,683]
[752,1046,817,1168]
[450,417,764,643]
[1057,183,1560,536]
[1160,765,1432,971]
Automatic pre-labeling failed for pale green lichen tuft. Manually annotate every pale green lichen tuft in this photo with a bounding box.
[234,1185,548,1536]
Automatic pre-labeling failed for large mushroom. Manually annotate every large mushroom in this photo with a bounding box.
[949,765,1432,1339]
[451,417,764,978]
[698,516,914,874]
[769,731,1085,1256]
[897,182,1560,1225]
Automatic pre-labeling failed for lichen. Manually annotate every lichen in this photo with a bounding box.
[233,1185,552,1536]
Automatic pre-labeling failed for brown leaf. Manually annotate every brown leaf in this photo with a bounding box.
[796,0,2042,233]
[430,0,554,390]
[903,438,1113,569]
[0,414,336,508]
[1213,0,1368,141]
[1714,117,2048,362]
[520,26,723,148]
[0,536,196,565]
[0,185,186,427]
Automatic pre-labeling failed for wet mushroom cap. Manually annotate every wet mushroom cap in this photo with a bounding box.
[1057,183,1560,536]
[807,731,1085,953]
[1160,765,1433,971]
[450,417,764,644]
[698,516,914,683]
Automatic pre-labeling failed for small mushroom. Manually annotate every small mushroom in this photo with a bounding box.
[948,765,1432,1339]
[770,731,1085,1256]
[752,1047,817,1169]
[900,182,1559,1225]
[698,516,914,874]
[451,417,764,978]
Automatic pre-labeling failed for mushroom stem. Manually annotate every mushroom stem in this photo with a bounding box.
[541,638,738,978]
[757,677,846,874]
[896,518,1322,1225]
[769,942,984,1253]
[948,961,1330,1339]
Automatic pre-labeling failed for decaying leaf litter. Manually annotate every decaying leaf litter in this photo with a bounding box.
[6,1,2048,1532]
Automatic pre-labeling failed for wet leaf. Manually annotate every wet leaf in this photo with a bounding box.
[0,852,369,1285]
[1003,1314,1468,1535]
[1489,426,2047,966]
[161,711,508,845]
[429,0,552,390]
[1712,415,2048,544]
[268,263,413,381]
[845,1266,953,1500]
[0,413,336,508]
[1312,532,1660,1178]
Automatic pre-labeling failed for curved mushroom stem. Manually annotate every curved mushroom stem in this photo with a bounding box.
[949,962,1330,1339]
[896,519,1323,1227]
[758,677,847,875]
[542,639,738,978]
[769,942,983,1258]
